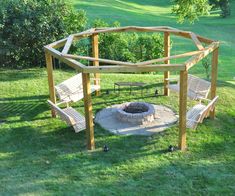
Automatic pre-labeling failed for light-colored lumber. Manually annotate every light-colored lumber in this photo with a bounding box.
[185,42,220,70]
[190,33,204,50]
[45,52,56,117]
[137,51,201,66]
[47,100,86,133]
[63,51,201,67]
[186,96,219,129]
[44,46,85,71]
[62,35,74,55]
[170,31,214,44]
[73,28,96,40]
[164,32,170,96]
[179,70,188,150]
[93,26,185,34]
[55,73,100,104]
[210,47,219,119]
[62,54,136,66]
[92,33,100,96]
[47,38,67,49]
[83,64,185,73]
[82,73,95,150]
[168,74,211,100]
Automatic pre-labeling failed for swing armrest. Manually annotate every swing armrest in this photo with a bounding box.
[91,78,101,81]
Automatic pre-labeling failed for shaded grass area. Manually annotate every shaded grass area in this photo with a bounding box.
[73,0,235,80]
[0,68,235,194]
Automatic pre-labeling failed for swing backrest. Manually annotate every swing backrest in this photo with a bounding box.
[55,73,83,101]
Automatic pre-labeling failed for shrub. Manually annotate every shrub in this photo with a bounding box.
[0,0,87,68]
[73,19,164,64]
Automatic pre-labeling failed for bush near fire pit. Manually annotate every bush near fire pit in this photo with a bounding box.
[73,19,165,64]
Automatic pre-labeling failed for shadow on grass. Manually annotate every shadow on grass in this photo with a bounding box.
[0,95,48,121]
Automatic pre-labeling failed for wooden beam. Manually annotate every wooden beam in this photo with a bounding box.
[92,33,100,96]
[185,42,220,70]
[82,73,95,150]
[93,26,185,34]
[47,38,67,49]
[136,51,201,66]
[83,64,185,73]
[190,33,204,50]
[164,32,170,96]
[170,31,214,44]
[179,70,188,151]
[62,54,135,66]
[73,28,96,40]
[45,52,56,117]
[44,46,85,72]
[61,35,74,55]
[63,50,201,67]
[210,47,219,119]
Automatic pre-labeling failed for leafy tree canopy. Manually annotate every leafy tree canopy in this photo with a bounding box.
[172,0,231,23]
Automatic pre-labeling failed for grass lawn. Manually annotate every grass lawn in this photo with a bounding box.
[0,0,235,195]
[1,69,235,195]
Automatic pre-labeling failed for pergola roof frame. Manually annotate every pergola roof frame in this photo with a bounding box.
[44,26,219,151]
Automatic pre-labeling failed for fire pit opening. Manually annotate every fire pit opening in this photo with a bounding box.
[117,102,155,125]
[123,102,149,113]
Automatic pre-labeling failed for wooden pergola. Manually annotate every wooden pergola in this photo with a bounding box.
[44,26,219,151]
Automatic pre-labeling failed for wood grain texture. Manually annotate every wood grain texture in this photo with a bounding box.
[45,52,56,117]
[164,32,170,96]
[190,33,204,50]
[210,47,219,119]
[62,35,74,54]
[179,71,188,150]
[82,64,185,73]
[92,33,100,96]
[82,73,95,150]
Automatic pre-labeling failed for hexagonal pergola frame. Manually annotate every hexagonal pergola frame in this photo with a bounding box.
[44,26,219,151]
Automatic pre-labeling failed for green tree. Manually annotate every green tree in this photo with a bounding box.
[172,0,231,23]
[172,0,211,23]
[0,0,87,68]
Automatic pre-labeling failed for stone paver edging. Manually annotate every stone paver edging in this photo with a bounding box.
[95,104,178,136]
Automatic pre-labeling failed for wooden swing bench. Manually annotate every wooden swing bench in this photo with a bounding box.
[47,100,86,133]
[55,73,100,104]
[167,74,211,100]
[186,96,219,129]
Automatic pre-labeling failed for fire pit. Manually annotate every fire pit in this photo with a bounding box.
[95,103,178,136]
[117,102,155,125]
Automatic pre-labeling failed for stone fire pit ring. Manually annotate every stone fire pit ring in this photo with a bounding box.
[117,102,155,125]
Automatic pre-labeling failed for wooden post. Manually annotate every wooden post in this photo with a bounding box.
[82,73,95,150]
[45,52,56,117]
[210,47,219,119]
[164,32,170,96]
[179,70,188,150]
[92,33,100,96]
